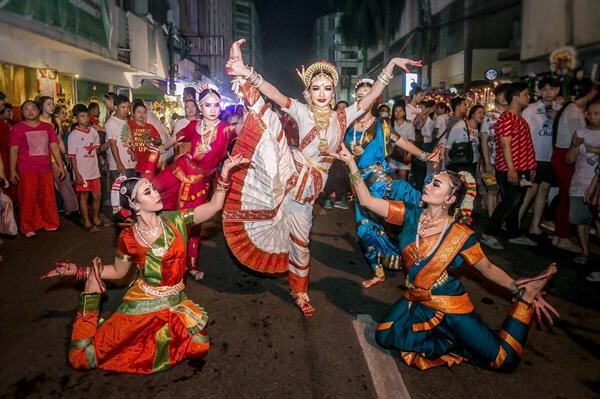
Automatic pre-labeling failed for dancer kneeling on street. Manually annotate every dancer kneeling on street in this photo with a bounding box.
[40,153,248,374]
[331,144,559,371]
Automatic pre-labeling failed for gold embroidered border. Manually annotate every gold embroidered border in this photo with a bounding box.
[413,224,471,289]
[461,242,485,266]
[489,346,507,369]
[412,310,444,332]
[499,329,524,357]
[385,201,405,226]
[510,300,534,325]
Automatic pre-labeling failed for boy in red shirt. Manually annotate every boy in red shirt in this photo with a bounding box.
[128,102,161,174]
[482,83,537,249]
[68,104,102,232]
[9,100,65,237]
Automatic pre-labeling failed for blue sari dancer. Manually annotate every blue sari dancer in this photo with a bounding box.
[333,146,559,371]
[344,81,436,288]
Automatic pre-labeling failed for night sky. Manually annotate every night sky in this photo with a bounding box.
[253,0,333,96]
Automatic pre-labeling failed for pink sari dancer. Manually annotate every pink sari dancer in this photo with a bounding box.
[142,88,237,279]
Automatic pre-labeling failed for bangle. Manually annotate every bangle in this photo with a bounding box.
[377,70,393,86]
[243,66,254,80]
[511,286,526,302]
[418,151,427,161]
[349,170,362,186]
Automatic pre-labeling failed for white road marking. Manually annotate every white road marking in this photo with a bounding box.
[352,314,411,399]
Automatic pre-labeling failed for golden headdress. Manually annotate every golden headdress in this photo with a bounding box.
[301,61,339,88]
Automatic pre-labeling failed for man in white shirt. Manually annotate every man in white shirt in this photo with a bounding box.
[105,95,136,184]
[520,77,560,237]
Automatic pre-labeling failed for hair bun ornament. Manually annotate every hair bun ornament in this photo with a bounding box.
[457,171,477,225]
[111,174,130,215]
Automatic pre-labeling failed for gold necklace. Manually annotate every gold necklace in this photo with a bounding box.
[196,120,218,154]
[309,105,331,152]
[350,117,375,156]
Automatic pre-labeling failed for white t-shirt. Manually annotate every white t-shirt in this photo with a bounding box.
[445,119,480,163]
[481,110,501,165]
[393,120,415,141]
[405,103,421,123]
[68,126,101,180]
[420,116,435,143]
[105,116,136,170]
[556,103,586,149]
[570,128,600,196]
[435,113,449,139]
[522,100,556,162]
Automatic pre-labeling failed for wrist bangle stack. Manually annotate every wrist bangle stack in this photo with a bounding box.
[245,66,263,88]
[511,286,526,302]
[349,170,362,186]
[377,70,393,86]
[217,174,232,192]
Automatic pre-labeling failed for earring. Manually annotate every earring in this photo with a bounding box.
[442,203,448,210]
[330,96,336,109]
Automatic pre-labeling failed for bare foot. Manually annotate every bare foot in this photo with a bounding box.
[518,263,557,303]
[361,276,385,289]
[291,292,315,317]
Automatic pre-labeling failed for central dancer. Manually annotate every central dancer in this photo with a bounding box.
[224,39,422,316]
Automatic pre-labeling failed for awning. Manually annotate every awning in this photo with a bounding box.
[132,80,165,101]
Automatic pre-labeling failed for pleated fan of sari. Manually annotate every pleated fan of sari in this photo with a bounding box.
[222,105,296,274]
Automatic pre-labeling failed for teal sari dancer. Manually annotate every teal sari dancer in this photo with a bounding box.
[344,80,437,288]
[332,144,559,371]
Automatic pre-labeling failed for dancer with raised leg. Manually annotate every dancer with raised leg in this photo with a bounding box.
[331,144,558,371]
[223,39,422,316]
[40,154,248,374]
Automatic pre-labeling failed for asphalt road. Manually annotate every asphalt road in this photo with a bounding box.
[0,206,598,399]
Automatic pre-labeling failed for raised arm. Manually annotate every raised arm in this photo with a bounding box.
[357,58,423,112]
[226,39,289,108]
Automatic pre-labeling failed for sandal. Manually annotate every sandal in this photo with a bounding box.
[290,291,315,317]
[188,269,204,280]
[361,276,385,289]
[85,225,100,233]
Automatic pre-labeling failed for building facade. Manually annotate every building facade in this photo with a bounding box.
[233,0,262,72]
[0,0,170,111]
[313,13,364,104]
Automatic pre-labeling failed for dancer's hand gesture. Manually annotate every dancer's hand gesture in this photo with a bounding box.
[296,65,306,81]
[41,260,79,280]
[222,152,251,176]
[226,39,248,76]
[532,294,560,326]
[388,58,423,73]
[327,144,354,166]
[427,145,443,165]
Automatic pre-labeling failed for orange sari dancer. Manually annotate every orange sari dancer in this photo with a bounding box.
[40,154,247,374]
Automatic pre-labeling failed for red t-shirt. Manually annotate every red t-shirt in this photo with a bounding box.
[9,121,58,173]
[127,120,161,173]
[494,111,537,172]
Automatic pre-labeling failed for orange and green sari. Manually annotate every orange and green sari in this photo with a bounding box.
[68,210,209,374]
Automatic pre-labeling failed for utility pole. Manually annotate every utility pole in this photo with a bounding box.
[167,20,176,95]
[463,0,473,91]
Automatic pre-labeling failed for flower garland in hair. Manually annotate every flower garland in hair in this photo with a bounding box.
[457,171,477,225]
